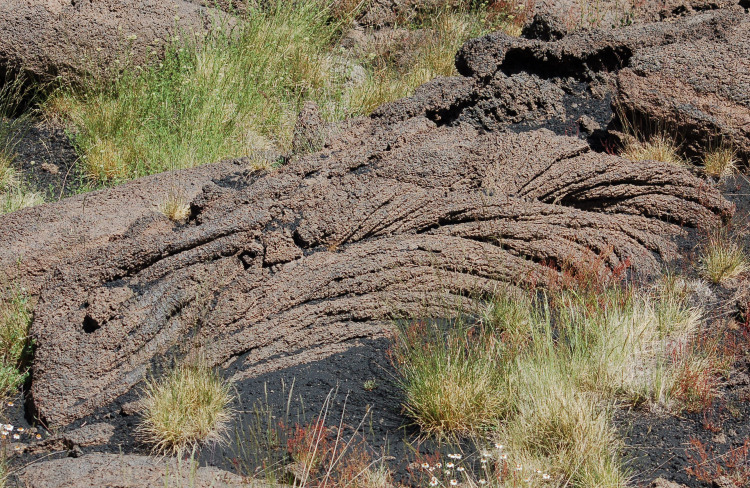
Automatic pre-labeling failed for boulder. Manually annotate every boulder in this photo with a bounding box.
[523,0,746,40]
[26,117,730,425]
[17,453,248,488]
[0,0,228,84]
[613,15,750,161]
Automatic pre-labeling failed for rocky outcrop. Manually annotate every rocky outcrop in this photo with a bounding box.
[523,0,747,40]
[18,453,247,488]
[27,117,731,426]
[450,10,750,160]
[25,422,114,454]
[0,160,245,295]
[613,15,750,160]
[0,0,227,84]
[0,6,741,429]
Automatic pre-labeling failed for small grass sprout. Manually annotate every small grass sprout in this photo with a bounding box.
[700,233,748,284]
[703,144,738,178]
[0,151,44,216]
[138,358,233,455]
[158,190,191,222]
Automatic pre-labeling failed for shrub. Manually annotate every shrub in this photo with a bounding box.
[48,1,520,184]
[53,0,345,184]
[138,358,233,455]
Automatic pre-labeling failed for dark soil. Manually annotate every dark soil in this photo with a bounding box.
[7,120,85,201]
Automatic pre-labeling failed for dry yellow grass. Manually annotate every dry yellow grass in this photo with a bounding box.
[0,152,44,215]
[158,191,191,222]
[700,234,748,284]
[703,144,738,178]
[138,359,233,455]
[621,133,687,166]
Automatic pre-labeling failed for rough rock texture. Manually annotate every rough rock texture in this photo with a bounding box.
[25,422,115,454]
[18,453,247,488]
[0,160,245,295]
[292,101,326,155]
[451,10,750,158]
[523,0,746,40]
[613,16,750,160]
[0,7,740,428]
[649,478,689,488]
[0,0,226,84]
[26,118,731,426]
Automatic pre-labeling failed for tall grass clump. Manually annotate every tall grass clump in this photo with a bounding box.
[392,261,711,486]
[390,318,516,438]
[0,72,44,214]
[700,231,748,284]
[49,0,527,184]
[138,358,233,455]
[0,286,34,398]
[51,0,346,184]
[703,144,738,178]
[346,7,504,115]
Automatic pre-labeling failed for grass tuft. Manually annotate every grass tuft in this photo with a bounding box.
[703,144,738,178]
[158,190,191,222]
[700,232,748,284]
[138,358,234,455]
[621,133,687,166]
[390,318,514,438]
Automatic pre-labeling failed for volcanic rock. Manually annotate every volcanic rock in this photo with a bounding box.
[452,10,749,160]
[26,118,731,426]
[523,0,746,40]
[25,422,115,454]
[17,453,248,488]
[649,478,689,488]
[613,14,750,160]
[0,160,246,295]
[0,0,227,84]
[0,6,741,429]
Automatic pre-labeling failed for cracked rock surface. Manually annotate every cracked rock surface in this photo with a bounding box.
[28,120,730,426]
[18,453,247,488]
[0,8,741,428]
[0,0,226,83]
